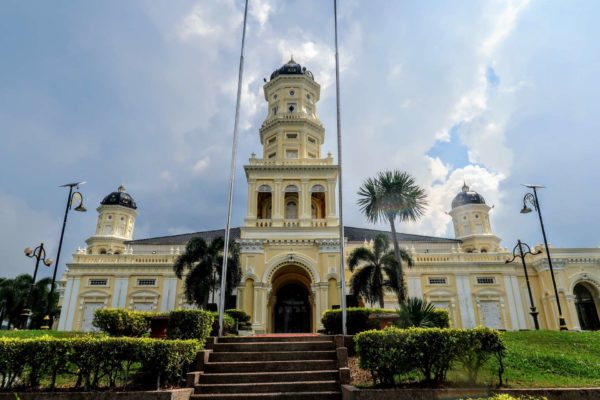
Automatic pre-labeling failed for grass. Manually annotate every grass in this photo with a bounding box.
[351,330,600,388]
[0,330,104,339]
[485,330,600,387]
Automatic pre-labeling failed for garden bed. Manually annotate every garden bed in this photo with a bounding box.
[342,385,600,400]
[0,388,192,400]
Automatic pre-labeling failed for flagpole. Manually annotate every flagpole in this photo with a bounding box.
[218,0,249,337]
[334,0,348,336]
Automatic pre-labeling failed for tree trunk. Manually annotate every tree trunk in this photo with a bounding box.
[388,217,406,304]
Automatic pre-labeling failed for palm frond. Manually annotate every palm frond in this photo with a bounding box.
[348,247,375,271]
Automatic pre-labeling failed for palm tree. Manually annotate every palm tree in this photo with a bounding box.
[348,234,414,307]
[396,297,438,328]
[173,236,242,308]
[357,170,427,303]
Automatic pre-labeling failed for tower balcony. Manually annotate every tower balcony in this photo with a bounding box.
[248,155,334,166]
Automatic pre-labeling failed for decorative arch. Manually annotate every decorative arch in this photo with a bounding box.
[570,273,600,294]
[263,253,320,284]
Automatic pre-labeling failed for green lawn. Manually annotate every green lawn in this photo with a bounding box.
[495,330,600,387]
[457,330,600,388]
[352,330,600,388]
[0,329,103,339]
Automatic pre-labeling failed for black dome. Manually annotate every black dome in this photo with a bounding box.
[451,183,486,209]
[100,185,137,209]
[270,57,314,81]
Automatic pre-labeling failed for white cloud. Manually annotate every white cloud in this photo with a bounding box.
[192,156,211,174]
[178,0,243,41]
[481,0,530,57]
[249,0,276,30]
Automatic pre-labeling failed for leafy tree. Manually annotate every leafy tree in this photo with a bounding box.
[172,236,241,308]
[0,275,59,329]
[357,170,427,303]
[348,234,413,307]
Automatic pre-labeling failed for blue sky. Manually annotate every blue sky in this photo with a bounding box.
[1,0,599,279]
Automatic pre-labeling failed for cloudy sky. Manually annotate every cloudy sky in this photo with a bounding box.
[1,0,599,279]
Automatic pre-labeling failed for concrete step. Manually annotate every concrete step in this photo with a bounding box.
[210,350,337,362]
[195,380,339,394]
[190,391,341,400]
[217,336,334,343]
[199,370,339,384]
[204,360,338,373]
[212,341,334,353]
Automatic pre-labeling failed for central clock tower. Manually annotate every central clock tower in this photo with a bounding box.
[237,58,342,333]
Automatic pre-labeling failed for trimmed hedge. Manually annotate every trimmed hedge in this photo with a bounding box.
[0,336,200,391]
[93,308,152,337]
[225,309,252,331]
[321,307,397,335]
[355,326,505,386]
[210,311,235,336]
[167,309,214,345]
[430,308,450,328]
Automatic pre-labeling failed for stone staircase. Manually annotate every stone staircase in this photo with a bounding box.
[188,335,349,400]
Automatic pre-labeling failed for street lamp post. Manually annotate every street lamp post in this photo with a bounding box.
[22,243,53,329]
[44,182,86,329]
[505,240,540,330]
[521,184,567,330]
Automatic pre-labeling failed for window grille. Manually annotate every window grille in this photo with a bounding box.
[476,277,495,285]
[137,279,157,286]
[428,277,447,285]
[89,279,108,286]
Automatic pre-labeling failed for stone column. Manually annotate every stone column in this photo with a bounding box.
[243,279,254,320]
[328,278,339,308]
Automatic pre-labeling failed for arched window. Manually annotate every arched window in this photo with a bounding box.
[257,185,272,219]
[285,200,298,219]
[285,185,299,193]
[311,188,326,219]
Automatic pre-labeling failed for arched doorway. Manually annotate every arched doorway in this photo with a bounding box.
[274,283,311,333]
[574,283,600,330]
[268,264,313,333]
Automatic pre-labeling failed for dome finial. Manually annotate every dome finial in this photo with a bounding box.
[118,184,126,193]
[462,181,469,193]
[289,53,295,63]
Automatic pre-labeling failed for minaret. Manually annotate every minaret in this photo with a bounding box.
[86,185,137,255]
[448,183,501,253]
[243,58,338,229]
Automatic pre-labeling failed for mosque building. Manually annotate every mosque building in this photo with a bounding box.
[57,60,600,333]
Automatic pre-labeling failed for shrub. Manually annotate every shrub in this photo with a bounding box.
[462,395,547,400]
[355,327,505,386]
[167,309,214,345]
[211,311,235,336]
[92,308,151,337]
[431,308,450,328]
[354,327,413,385]
[226,309,252,330]
[321,307,396,334]
[396,297,450,328]
[0,336,200,391]
[404,328,460,383]
[456,326,506,384]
